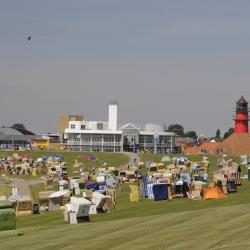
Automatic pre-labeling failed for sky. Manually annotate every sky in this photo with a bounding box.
[0,0,250,137]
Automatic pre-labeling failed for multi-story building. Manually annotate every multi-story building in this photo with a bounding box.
[62,102,177,153]
[121,123,176,154]
[64,102,123,152]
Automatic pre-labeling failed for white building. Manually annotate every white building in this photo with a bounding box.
[120,123,176,154]
[63,102,177,153]
[64,102,123,152]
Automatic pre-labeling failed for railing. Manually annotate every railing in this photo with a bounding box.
[67,141,122,146]
[139,143,171,147]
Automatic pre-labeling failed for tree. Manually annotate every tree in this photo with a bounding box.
[215,129,221,139]
[167,124,184,136]
[11,123,26,130]
[184,131,197,139]
[224,128,234,139]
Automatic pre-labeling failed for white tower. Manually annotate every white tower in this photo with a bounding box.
[108,100,118,131]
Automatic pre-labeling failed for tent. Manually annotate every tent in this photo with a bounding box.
[16,196,32,216]
[157,163,165,171]
[106,178,118,188]
[96,174,106,184]
[204,186,225,200]
[137,162,145,170]
[152,184,168,201]
[161,156,171,162]
[192,162,202,170]
[39,191,54,209]
[172,180,184,198]
[149,163,157,172]
[227,180,237,193]
[193,181,207,191]
[66,197,91,224]
[107,188,117,206]
[147,183,154,200]
[129,185,139,202]
[90,191,109,214]
[59,180,69,191]
[49,191,69,211]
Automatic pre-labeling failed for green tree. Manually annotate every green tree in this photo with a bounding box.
[215,129,221,139]
[224,128,234,139]
[184,131,197,139]
[167,124,184,136]
[11,123,26,130]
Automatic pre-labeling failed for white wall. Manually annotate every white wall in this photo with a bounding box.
[145,123,164,132]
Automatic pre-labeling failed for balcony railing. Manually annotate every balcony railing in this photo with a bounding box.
[67,141,122,146]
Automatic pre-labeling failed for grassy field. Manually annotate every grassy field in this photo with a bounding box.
[1,203,250,249]
[0,184,11,196]
[0,151,129,176]
[1,152,249,249]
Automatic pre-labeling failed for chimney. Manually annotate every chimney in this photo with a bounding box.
[108,100,118,131]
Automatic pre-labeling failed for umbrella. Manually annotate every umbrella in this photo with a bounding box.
[80,152,86,157]
[89,155,95,161]
[192,163,201,170]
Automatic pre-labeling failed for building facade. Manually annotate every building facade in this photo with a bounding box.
[62,103,177,153]
[0,127,39,149]
[121,123,176,154]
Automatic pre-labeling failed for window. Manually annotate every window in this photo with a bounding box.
[81,125,85,130]
[70,124,76,129]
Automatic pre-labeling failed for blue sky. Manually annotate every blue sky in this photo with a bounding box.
[0,0,250,136]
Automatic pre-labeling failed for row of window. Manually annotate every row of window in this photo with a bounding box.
[70,124,86,130]
[68,134,122,142]
[69,145,122,152]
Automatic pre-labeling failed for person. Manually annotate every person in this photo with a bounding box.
[236,165,241,186]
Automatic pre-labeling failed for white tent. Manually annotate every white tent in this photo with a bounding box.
[49,191,69,211]
[65,197,91,224]
[89,191,108,214]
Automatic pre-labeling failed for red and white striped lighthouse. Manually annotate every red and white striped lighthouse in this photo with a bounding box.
[234,96,249,133]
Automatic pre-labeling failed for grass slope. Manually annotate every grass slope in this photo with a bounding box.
[1,203,250,250]
[1,153,248,249]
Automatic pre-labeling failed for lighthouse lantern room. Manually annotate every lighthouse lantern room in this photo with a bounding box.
[234,96,249,133]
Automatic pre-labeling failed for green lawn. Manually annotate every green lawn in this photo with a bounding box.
[1,203,250,249]
[1,152,249,249]
[0,184,11,196]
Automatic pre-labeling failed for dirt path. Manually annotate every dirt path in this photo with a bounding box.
[11,178,43,198]
[124,152,141,166]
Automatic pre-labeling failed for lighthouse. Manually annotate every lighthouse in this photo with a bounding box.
[234,96,249,133]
